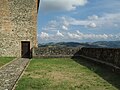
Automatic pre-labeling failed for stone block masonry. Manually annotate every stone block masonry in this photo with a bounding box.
[0,0,38,57]
[33,47,120,71]
[33,47,81,58]
[81,48,120,68]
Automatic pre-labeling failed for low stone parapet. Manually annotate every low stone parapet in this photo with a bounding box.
[81,48,120,68]
[32,47,120,71]
[32,47,81,58]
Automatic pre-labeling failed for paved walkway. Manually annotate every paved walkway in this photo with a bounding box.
[0,58,29,90]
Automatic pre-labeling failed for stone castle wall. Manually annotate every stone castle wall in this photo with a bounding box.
[81,48,120,67]
[33,47,120,68]
[0,0,38,57]
[33,47,81,58]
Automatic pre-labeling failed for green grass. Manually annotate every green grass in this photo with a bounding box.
[0,57,15,67]
[15,58,120,90]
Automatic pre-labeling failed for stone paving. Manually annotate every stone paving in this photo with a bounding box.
[0,58,29,90]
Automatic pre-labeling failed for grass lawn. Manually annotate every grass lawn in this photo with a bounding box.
[0,57,15,67]
[15,58,120,90]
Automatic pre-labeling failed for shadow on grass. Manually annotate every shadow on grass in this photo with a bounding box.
[72,56,120,89]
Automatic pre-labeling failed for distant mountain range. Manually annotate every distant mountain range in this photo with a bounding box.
[91,41,120,48]
[38,41,120,48]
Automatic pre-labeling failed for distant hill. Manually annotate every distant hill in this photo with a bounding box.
[38,41,120,48]
[38,42,100,48]
[92,41,120,48]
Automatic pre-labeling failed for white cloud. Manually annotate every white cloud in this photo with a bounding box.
[68,32,81,39]
[39,32,49,40]
[101,13,120,20]
[68,31,112,40]
[42,20,58,31]
[62,25,68,30]
[38,30,120,42]
[56,30,64,37]
[61,17,70,26]
[57,13,120,28]
[88,22,97,28]
[41,0,88,12]
[39,13,120,42]
[88,15,99,20]
[42,17,70,32]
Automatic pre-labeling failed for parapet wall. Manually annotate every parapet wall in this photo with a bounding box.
[33,47,81,58]
[33,47,120,68]
[81,48,120,67]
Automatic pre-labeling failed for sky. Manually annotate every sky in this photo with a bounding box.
[37,0,120,43]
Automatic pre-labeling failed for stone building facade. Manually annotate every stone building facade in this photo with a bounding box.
[0,0,40,57]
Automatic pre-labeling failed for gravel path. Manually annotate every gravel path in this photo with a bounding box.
[0,58,29,90]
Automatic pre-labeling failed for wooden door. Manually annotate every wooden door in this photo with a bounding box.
[21,41,30,58]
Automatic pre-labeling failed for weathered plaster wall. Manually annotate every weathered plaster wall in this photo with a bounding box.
[0,0,38,57]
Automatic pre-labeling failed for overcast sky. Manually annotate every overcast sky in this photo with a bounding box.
[37,0,120,43]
